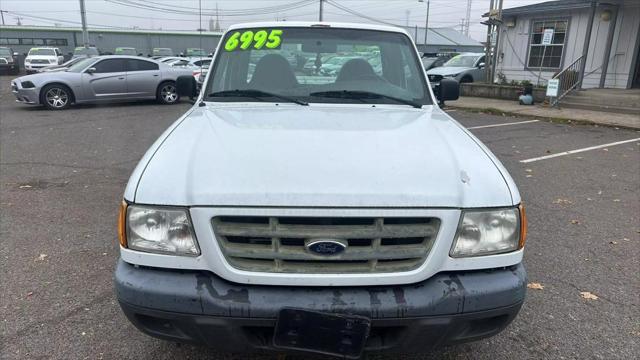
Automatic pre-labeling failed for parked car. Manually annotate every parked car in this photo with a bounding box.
[37,56,90,73]
[426,52,485,85]
[72,46,100,59]
[152,48,174,57]
[193,63,209,89]
[167,57,212,69]
[115,22,527,359]
[24,47,64,74]
[115,47,137,56]
[421,54,453,71]
[11,56,192,110]
[0,47,20,75]
[183,48,207,58]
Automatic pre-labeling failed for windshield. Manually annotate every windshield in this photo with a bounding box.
[74,47,99,56]
[422,57,437,67]
[443,54,481,67]
[29,48,56,56]
[186,48,207,56]
[66,57,96,72]
[116,48,136,55]
[206,27,430,106]
[153,48,173,56]
[0,48,11,56]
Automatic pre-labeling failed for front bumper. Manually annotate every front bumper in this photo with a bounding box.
[0,63,18,72]
[115,259,526,354]
[11,83,39,105]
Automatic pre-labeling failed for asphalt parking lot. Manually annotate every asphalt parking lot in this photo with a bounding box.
[0,74,638,359]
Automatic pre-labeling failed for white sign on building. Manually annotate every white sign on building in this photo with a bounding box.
[542,29,554,45]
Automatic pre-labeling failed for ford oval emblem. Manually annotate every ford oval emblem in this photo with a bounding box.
[305,239,347,255]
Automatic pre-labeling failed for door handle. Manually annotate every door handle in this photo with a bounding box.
[118,77,125,80]
[153,74,159,77]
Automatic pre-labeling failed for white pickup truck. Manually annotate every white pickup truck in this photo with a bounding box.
[115,22,527,359]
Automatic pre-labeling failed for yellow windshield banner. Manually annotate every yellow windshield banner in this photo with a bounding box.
[224,29,283,51]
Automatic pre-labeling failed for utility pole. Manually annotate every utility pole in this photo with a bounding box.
[464,0,472,36]
[419,0,430,53]
[490,0,504,85]
[0,10,6,26]
[319,0,324,21]
[78,0,89,47]
[484,0,494,83]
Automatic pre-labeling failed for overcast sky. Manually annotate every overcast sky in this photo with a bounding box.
[1,0,545,42]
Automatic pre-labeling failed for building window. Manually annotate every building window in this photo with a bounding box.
[6,38,19,45]
[527,19,568,69]
[33,39,44,45]
[21,38,34,45]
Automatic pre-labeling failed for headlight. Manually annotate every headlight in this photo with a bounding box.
[121,204,200,256]
[25,58,31,63]
[49,59,57,63]
[445,73,461,78]
[450,205,526,257]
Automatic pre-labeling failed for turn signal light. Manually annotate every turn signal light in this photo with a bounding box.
[519,203,528,249]
[118,201,128,248]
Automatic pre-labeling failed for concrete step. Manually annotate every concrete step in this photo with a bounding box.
[562,95,639,108]
[558,101,640,115]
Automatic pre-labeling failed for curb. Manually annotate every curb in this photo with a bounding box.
[446,105,640,131]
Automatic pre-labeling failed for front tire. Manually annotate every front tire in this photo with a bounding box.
[40,84,72,110]
[156,81,180,105]
[460,75,473,83]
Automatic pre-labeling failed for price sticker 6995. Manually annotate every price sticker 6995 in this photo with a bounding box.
[224,29,283,52]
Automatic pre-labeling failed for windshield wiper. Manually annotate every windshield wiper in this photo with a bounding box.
[309,90,423,109]
[208,89,308,106]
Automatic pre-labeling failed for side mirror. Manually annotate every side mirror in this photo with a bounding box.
[478,62,485,69]
[86,67,96,74]
[176,75,198,99]
[437,78,460,104]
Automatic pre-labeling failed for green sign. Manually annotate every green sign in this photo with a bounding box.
[224,29,283,51]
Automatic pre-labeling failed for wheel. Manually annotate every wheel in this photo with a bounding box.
[40,84,72,110]
[460,75,473,83]
[157,82,180,104]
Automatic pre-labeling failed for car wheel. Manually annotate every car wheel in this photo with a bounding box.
[157,82,180,104]
[41,84,72,110]
[460,75,473,83]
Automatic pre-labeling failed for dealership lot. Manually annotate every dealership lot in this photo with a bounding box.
[0,75,638,359]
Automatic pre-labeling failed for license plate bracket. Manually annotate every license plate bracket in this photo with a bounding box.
[273,308,371,359]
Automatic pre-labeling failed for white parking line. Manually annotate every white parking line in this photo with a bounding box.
[467,120,540,130]
[520,138,640,163]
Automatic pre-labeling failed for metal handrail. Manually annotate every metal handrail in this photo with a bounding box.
[551,55,584,106]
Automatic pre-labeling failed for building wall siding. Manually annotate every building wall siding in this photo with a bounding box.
[496,2,640,89]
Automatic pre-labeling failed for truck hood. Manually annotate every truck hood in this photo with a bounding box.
[130,104,516,208]
[427,66,473,76]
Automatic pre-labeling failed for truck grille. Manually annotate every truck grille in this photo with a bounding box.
[31,59,49,64]
[212,216,440,274]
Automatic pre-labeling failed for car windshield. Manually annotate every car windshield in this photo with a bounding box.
[443,54,480,67]
[206,27,431,106]
[66,57,97,72]
[422,57,437,67]
[0,48,11,56]
[186,49,207,56]
[116,48,136,55]
[153,48,173,56]
[29,48,56,56]
[74,47,99,56]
